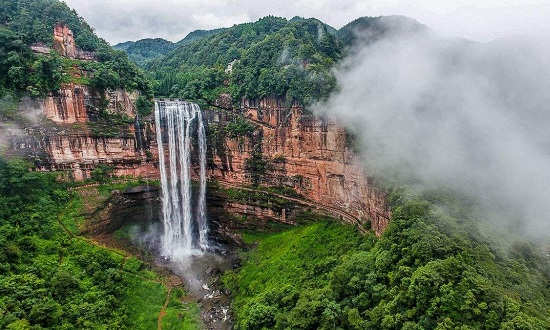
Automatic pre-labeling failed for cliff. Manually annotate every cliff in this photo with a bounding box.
[9,25,158,181]
[205,97,390,235]
[10,93,389,233]
[8,26,389,234]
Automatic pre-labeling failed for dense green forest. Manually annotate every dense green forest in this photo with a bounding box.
[112,28,228,68]
[0,0,152,102]
[0,159,200,329]
[145,16,343,105]
[223,191,550,329]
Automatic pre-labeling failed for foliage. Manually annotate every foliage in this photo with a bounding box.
[113,38,176,66]
[0,27,65,97]
[225,116,255,139]
[140,15,431,107]
[0,0,153,105]
[136,94,154,117]
[244,148,270,186]
[147,16,341,105]
[0,159,197,329]
[90,163,114,183]
[224,189,550,329]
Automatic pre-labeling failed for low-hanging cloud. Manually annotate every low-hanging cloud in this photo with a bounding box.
[64,0,550,44]
[313,28,550,240]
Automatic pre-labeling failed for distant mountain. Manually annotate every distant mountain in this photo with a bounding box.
[338,15,428,47]
[144,15,430,104]
[146,15,341,104]
[113,38,176,66]
[175,28,226,47]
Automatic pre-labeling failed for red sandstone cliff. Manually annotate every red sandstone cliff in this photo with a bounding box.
[10,25,158,181]
[205,97,390,235]
[11,24,389,233]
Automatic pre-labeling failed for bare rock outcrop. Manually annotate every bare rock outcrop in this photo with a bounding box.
[205,97,391,235]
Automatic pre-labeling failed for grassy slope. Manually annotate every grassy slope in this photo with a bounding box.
[0,160,200,329]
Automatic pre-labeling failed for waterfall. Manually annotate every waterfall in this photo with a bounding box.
[196,104,208,250]
[154,100,209,257]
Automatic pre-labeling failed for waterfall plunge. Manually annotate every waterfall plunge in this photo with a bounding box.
[154,100,209,257]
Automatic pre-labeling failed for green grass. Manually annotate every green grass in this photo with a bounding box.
[121,274,166,329]
[224,220,365,328]
[162,289,201,330]
[112,223,202,330]
[0,160,197,329]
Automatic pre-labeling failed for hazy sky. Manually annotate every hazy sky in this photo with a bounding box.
[63,0,550,44]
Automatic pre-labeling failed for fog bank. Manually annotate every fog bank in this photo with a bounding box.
[314,30,550,239]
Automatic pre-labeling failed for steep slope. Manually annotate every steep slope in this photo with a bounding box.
[146,15,427,106]
[0,0,152,99]
[2,0,156,180]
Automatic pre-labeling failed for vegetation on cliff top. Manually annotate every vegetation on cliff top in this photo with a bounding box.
[0,159,199,329]
[147,16,342,105]
[0,0,153,101]
[113,38,177,66]
[135,15,424,107]
[224,189,550,329]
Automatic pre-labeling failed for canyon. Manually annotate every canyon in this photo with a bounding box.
[8,25,389,235]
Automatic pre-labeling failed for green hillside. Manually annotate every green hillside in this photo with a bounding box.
[0,0,152,103]
[225,190,550,329]
[146,16,341,105]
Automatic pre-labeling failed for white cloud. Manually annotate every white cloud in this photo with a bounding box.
[63,0,550,44]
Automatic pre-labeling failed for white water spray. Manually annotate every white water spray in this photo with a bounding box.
[196,104,208,250]
[154,100,209,257]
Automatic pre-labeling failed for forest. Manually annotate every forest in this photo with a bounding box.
[0,0,152,103]
[0,159,201,329]
[224,190,550,329]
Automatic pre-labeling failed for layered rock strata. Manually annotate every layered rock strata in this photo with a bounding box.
[205,97,390,235]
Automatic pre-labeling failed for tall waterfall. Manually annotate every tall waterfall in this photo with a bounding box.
[154,100,209,257]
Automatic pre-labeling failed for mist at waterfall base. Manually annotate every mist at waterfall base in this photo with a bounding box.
[313,30,550,241]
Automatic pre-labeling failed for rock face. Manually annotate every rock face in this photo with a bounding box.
[52,23,95,60]
[10,25,158,181]
[12,25,390,233]
[31,24,95,61]
[205,97,390,235]
[42,84,138,124]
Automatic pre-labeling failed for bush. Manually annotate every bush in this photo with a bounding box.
[90,164,114,183]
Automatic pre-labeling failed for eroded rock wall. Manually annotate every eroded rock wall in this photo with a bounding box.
[9,25,157,181]
[42,84,138,124]
[205,97,390,234]
[11,126,158,180]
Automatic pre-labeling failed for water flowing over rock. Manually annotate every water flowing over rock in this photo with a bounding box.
[154,100,209,257]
